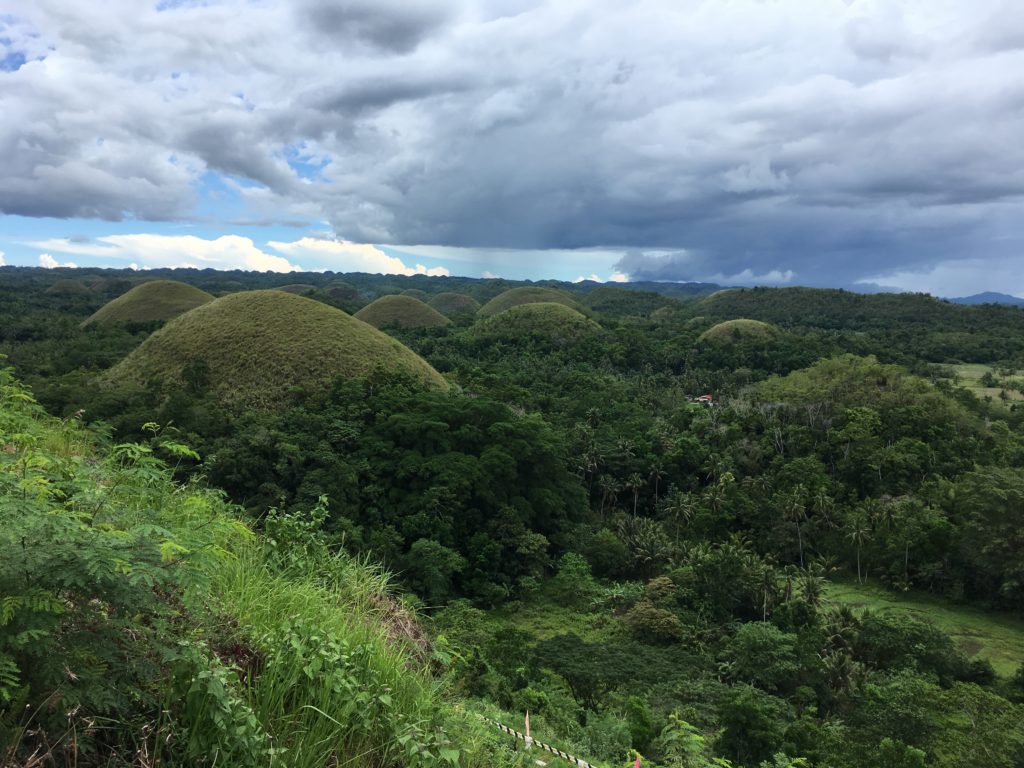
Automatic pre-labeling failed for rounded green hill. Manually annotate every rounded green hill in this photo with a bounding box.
[477,287,585,318]
[46,279,94,296]
[400,288,428,300]
[102,291,448,410]
[82,280,214,327]
[472,302,601,345]
[275,283,318,295]
[429,292,481,318]
[698,318,780,343]
[354,295,451,329]
[324,280,361,301]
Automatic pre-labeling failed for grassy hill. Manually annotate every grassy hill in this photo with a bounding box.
[477,287,585,318]
[82,279,214,327]
[429,292,481,318]
[274,283,318,295]
[580,285,678,317]
[103,290,448,409]
[354,295,451,329]
[472,302,601,346]
[698,318,780,343]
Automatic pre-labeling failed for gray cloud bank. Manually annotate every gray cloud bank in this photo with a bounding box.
[1,0,1023,291]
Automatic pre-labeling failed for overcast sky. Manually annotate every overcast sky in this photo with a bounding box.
[1,0,1022,294]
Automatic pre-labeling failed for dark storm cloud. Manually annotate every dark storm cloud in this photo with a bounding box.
[296,0,453,53]
[2,0,1024,292]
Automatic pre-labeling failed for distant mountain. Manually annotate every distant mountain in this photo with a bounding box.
[946,292,1024,307]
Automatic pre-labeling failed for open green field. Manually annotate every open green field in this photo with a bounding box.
[947,363,1024,406]
[826,580,1024,676]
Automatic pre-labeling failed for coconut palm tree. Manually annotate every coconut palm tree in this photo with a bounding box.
[845,513,872,584]
[783,485,808,567]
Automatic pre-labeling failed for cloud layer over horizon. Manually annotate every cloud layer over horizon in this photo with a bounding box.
[1,0,1023,293]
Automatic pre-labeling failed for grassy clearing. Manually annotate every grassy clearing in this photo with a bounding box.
[826,580,1024,677]
[947,362,1024,406]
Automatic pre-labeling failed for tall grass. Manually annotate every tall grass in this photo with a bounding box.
[175,535,519,768]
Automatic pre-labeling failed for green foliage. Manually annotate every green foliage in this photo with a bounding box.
[0,366,246,759]
[721,624,800,694]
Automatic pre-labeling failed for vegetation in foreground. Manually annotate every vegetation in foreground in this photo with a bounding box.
[0,367,508,767]
[3,266,1024,767]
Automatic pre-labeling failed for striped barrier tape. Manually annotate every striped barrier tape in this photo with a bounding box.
[481,716,596,768]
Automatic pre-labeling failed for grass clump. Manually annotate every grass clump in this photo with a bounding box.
[477,287,585,318]
[429,292,481,319]
[472,302,601,346]
[355,295,451,330]
[82,279,214,327]
[697,318,780,343]
[102,290,448,410]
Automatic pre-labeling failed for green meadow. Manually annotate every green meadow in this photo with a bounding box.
[826,580,1024,677]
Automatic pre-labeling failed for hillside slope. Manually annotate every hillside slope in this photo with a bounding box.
[0,367,506,767]
[102,290,448,409]
[355,294,451,329]
[477,287,585,318]
[82,279,214,327]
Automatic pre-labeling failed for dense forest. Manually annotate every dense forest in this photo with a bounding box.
[3,265,1024,767]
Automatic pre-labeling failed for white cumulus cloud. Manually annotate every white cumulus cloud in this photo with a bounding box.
[268,237,449,276]
[0,250,5,266]
[38,253,77,268]
[32,234,302,272]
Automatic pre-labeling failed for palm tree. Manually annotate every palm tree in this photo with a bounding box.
[797,562,826,608]
[627,472,644,514]
[783,485,808,567]
[649,462,665,504]
[597,474,620,518]
[812,488,837,528]
[845,514,871,584]
[661,489,698,546]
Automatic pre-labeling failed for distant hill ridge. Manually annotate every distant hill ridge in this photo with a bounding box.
[945,292,1024,307]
